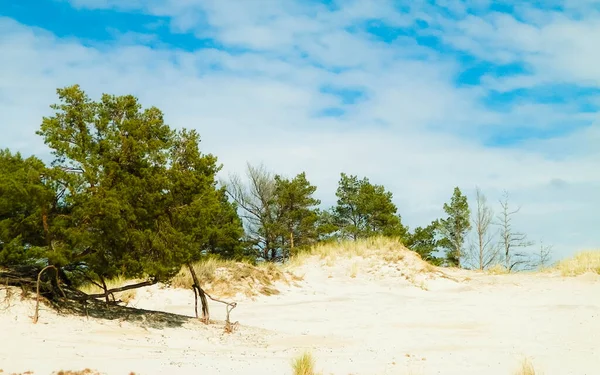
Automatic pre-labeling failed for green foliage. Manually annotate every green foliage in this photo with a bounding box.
[438,186,472,267]
[227,165,324,262]
[332,173,408,241]
[204,187,247,260]
[273,172,321,259]
[1,84,482,284]
[0,150,56,266]
[404,220,443,265]
[1,84,244,285]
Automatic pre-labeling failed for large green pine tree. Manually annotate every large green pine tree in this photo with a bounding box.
[0,85,245,289]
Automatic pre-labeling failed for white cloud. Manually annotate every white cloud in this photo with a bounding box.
[441,6,600,88]
[1,1,599,263]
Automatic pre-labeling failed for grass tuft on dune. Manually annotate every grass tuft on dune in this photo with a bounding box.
[290,351,320,375]
[554,250,600,276]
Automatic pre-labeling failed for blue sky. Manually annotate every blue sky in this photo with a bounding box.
[4,0,596,145]
[1,0,599,262]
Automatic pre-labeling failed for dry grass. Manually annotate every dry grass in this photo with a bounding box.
[78,275,138,304]
[171,257,295,298]
[554,250,600,276]
[514,357,541,375]
[291,351,320,375]
[486,264,510,275]
[288,236,416,268]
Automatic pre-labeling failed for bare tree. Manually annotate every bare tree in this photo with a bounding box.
[496,191,535,272]
[534,241,553,270]
[471,187,499,270]
[224,163,278,261]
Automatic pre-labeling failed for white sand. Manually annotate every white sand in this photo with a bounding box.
[1,257,599,375]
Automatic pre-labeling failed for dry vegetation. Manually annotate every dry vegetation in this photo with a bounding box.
[514,358,541,375]
[170,256,300,298]
[287,237,444,288]
[288,236,436,274]
[289,236,415,265]
[486,264,511,275]
[554,250,600,276]
[291,351,320,375]
[289,353,544,375]
[75,237,446,304]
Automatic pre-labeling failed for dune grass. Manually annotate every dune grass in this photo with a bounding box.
[291,351,320,375]
[514,357,541,375]
[486,264,510,275]
[288,236,416,268]
[554,250,600,276]
[170,256,293,298]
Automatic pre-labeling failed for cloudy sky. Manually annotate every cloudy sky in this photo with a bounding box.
[1,0,599,262]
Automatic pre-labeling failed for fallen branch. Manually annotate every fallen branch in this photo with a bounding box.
[83,279,157,300]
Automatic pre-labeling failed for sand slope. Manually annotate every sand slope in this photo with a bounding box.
[1,257,599,375]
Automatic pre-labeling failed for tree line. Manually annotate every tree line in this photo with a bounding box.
[0,85,548,295]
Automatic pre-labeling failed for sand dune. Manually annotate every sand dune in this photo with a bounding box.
[1,254,599,375]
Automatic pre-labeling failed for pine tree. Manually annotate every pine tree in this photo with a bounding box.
[333,173,408,241]
[438,187,471,267]
[273,172,321,260]
[405,220,443,265]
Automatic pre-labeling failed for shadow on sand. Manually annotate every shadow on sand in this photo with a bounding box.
[48,296,195,329]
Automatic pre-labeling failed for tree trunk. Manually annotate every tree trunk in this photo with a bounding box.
[187,263,209,322]
[288,231,294,262]
[99,275,110,303]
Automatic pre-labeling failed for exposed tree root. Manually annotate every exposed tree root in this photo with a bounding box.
[33,265,65,323]
[205,291,238,333]
[0,266,157,323]
[1,265,239,332]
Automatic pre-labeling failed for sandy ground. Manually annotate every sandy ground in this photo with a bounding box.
[1,257,599,375]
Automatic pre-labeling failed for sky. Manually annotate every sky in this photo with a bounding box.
[1,0,599,263]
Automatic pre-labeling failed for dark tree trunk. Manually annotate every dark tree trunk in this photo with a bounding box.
[187,263,209,322]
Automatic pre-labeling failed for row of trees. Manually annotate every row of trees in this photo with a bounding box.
[226,163,549,272]
[225,168,411,262]
[0,85,547,298]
